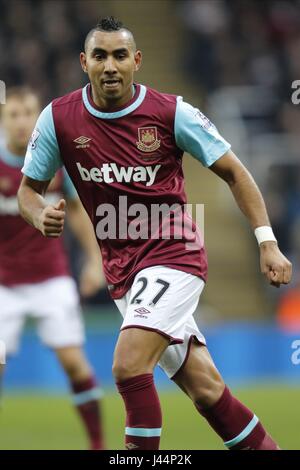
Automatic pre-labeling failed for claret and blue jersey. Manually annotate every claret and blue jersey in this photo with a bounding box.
[0,146,76,286]
[22,82,231,298]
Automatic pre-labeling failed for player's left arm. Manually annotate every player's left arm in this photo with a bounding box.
[174,97,292,288]
[209,149,292,287]
[66,196,106,297]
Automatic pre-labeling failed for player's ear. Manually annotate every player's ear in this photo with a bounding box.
[80,52,88,73]
[134,50,142,72]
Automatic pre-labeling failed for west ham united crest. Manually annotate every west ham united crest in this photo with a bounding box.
[136,127,161,153]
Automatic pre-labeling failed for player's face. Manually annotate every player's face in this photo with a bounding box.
[80,30,142,109]
[1,95,40,150]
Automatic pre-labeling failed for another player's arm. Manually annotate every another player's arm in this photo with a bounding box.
[18,175,66,238]
[66,196,99,261]
[209,149,292,287]
[66,196,106,295]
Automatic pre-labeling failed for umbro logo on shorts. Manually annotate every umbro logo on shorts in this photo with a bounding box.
[134,307,151,314]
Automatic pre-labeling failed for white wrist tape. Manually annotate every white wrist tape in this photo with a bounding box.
[254,226,277,245]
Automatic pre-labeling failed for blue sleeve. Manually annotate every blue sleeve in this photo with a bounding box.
[22,103,63,180]
[174,97,231,167]
[62,168,78,200]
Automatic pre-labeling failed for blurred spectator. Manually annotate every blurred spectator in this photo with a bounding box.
[0,0,110,104]
[178,0,300,98]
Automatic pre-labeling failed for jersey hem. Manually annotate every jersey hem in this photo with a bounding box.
[110,263,207,300]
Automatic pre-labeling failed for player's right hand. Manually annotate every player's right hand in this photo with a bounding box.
[37,199,66,238]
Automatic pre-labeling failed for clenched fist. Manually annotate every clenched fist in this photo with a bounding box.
[260,241,292,288]
[37,199,66,238]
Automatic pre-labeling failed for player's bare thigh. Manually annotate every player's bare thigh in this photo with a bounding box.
[173,342,225,410]
[112,328,169,382]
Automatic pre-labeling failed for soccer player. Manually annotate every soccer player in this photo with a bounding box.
[18,17,292,450]
[0,87,106,450]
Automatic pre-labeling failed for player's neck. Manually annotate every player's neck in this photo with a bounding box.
[90,84,135,111]
[6,141,27,158]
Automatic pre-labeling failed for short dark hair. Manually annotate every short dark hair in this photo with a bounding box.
[96,16,123,32]
[84,16,136,52]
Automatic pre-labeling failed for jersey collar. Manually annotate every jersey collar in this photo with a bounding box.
[82,83,146,119]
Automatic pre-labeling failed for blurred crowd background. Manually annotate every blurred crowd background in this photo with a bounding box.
[1,0,300,392]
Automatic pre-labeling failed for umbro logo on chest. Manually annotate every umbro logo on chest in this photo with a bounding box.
[73,136,92,148]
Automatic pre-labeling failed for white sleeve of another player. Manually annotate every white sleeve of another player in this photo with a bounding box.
[174,96,231,167]
[22,103,63,181]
